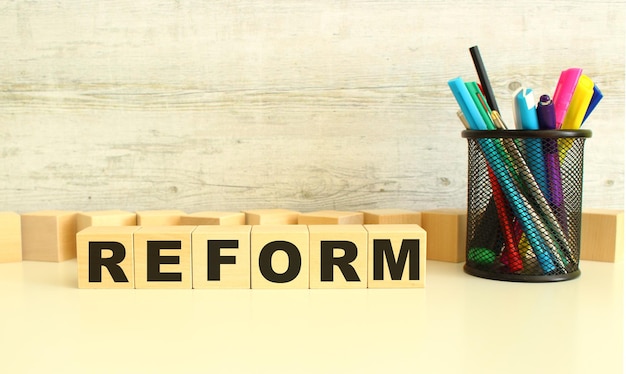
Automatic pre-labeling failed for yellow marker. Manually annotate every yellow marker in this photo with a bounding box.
[561,75,594,130]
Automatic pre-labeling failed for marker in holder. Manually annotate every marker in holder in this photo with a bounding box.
[462,129,591,282]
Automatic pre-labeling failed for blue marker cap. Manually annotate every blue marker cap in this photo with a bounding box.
[581,84,603,125]
[448,77,487,130]
[513,88,540,130]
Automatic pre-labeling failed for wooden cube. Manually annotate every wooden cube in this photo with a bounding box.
[420,209,467,263]
[361,209,422,225]
[580,209,624,262]
[243,209,300,225]
[297,210,364,225]
[308,225,367,289]
[0,212,22,263]
[134,226,195,289]
[180,211,245,226]
[77,226,140,289]
[135,210,185,226]
[365,224,426,288]
[76,210,137,232]
[251,225,309,288]
[21,210,78,262]
[192,225,252,288]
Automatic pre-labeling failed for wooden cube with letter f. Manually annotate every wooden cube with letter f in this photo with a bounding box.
[365,224,426,288]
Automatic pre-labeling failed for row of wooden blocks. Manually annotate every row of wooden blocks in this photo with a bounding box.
[0,208,622,264]
[78,224,425,289]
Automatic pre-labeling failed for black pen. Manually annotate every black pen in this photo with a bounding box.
[469,45,499,113]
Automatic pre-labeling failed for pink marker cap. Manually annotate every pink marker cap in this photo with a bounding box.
[552,68,583,128]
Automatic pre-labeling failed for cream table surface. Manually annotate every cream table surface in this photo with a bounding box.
[0,259,622,373]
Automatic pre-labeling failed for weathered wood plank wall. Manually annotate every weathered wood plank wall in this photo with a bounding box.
[0,1,623,213]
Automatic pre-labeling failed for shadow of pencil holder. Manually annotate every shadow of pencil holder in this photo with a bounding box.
[462,129,592,282]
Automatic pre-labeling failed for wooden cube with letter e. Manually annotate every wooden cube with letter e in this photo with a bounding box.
[192,225,252,289]
[309,225,368,289]
[365,224,426,288]
[77,226,140,289]
[134,226,195,289]
[251,225,309,289]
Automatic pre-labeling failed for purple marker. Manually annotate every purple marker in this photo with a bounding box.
[537,94,567,233]
[537,95,556,130]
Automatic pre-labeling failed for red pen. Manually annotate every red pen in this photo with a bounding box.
[487,166,523,272]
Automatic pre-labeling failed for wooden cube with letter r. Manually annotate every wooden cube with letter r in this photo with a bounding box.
[364,224,426,288]
[77,226,140,289]
[308,225,368,289]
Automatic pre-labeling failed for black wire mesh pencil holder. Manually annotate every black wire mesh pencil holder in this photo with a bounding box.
[462,129,592,282]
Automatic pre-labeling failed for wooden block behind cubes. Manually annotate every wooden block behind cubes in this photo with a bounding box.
[180,211,245,226]
[21,210,78,262]
[298,210,364,225]
[77,226,139,289]
[244,209,300,225]
[420,209,467,263]
[192,225,252,289]
[134,226,195,289]
[76,210,137,232]
[251,225,309,288]
[580,209,624,262]
[365,224,426,288]
[0,212,22,263]
[136,210,185,226]
[361,209,422,225]
[308,225,367,289]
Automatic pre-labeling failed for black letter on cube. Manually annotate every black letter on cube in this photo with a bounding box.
[147,240,182,282]
[89,241,129,282]
[207,240,237,281]
[258,240,301,283]
[373,239,419,280]
[320,240,360,282]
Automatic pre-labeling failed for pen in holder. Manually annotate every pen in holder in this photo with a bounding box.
[462,129,591,282]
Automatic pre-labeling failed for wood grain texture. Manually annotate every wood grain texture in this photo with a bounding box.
[0,1,623,213]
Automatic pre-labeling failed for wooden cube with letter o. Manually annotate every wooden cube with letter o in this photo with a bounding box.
[251,225,309,289]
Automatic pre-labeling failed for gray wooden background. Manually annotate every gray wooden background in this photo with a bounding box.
[0,1,623,214]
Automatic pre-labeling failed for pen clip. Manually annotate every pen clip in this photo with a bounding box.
[491,111,508,130]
